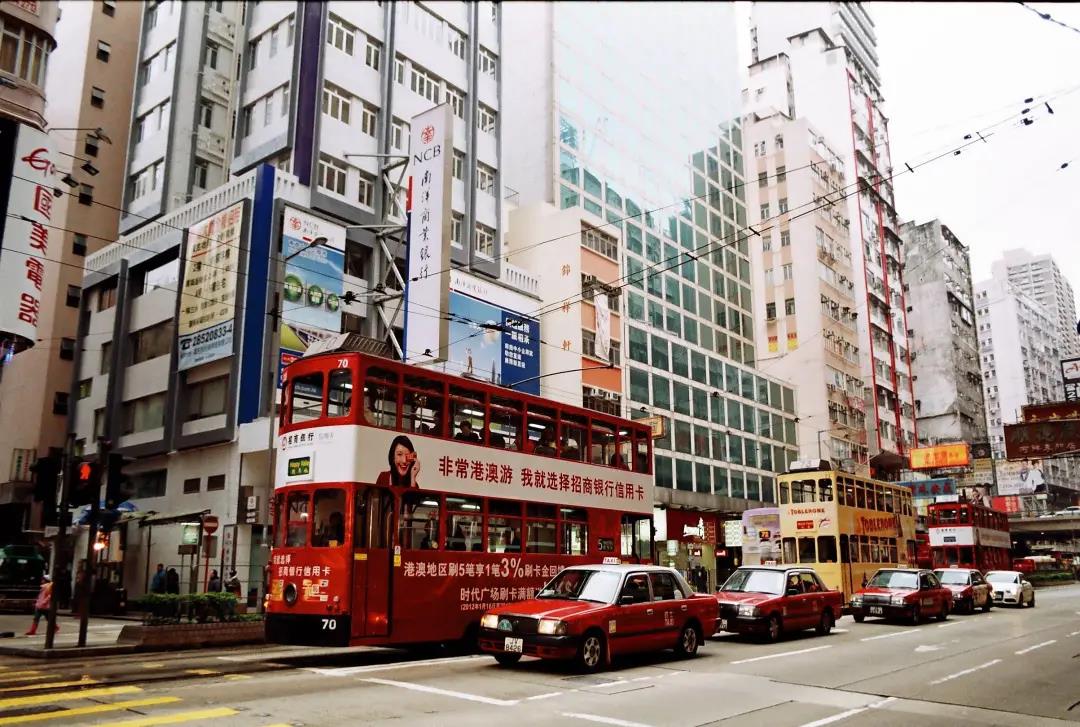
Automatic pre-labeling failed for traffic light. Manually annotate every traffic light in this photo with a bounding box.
[30,454,61,526]
[68,457,102,507]
[104,453,130,510]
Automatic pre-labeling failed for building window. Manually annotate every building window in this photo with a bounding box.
[391,118,408,150]
[194,159,209,188]
[96,40,111,62]
[130,321,173,364]
[477,103,497,134]
[247,38,258,70]
[394,54,405,84]
[765,302,776,320]
[780,230,790,247]
[0,22,51,86]
[776,165,786,183]
[78,379,92,399]
[102,0,116,16]
[187,376,228,420]
[475,223,495,258]
[199,101,213,128]
[445,83,465,119]
[782,264,792,280]
[84,136,99,158]
[121,393,166,434]
[79,184,94,205]
[760,203,769,219]
[778,198,788,214]
[327,13,356,55]
[131,470,166,499]
[581,225,618,260]
[90,86,105,108]
[451,212,463,247]
[476,162,495,195]
[321,82,351,124]
[479,46,497,77]
[785,297,795,315]
[207,474,226,491]
[269,25,279,57]
[359,102,376,136]
[183,477,200,494]
[205,40,218,70]
[447,27,466,59]
[52,392,69,416]
[358,171,375,209]
[365,37,381,70]
[263,94,274,125]
[410,63,440,103]
[317,153,348,196]
[59,337,76,361]
[452,149,464,180]
[775,134,784,150]
[72,234,87,256]
[65,285,80,307]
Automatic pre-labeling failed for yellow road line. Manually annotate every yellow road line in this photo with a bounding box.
[0,674,49,684]
[141,663,165,669]
[0,684,140,709]
[0,671,42,680]
[0,696,181,725]
[0,678,97,693]
[183,668,221,676]
[94,707,238,726]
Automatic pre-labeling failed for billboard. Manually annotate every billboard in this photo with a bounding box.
[1004,419,1080,459]
[404,104,453,364]
[1062,357,1080,402]
[899,477,957,499]
[177,202,245,370]
[447,291,540,395]
[740,508,781,565]
[275,423,653,515]
[1020,402,1080,422]
[909,443,970,470]
[0,121,55,350]
[594,292,610,363]
[995,460,1046,496]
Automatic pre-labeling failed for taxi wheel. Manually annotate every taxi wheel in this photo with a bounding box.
[763,615,782,643]
[936,602,948,621]
[815,611,833,636]
[1028,593,1035,608]
[494,653,521,667]
[853,613,865,623]
[675,623,700,658]
[981,596,992,612]
[577,631,606,673]
[910,605,922,625]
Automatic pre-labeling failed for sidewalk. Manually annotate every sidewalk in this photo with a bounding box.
[0,612,137,658]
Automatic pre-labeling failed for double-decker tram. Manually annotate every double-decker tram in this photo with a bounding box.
[775,460,917,601]
[926,501,1011,571]
[266,351,655,647]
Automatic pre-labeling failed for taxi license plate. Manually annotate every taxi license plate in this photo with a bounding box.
[869,606,883,615]
[504,637,523,653]
[719,618,728,630]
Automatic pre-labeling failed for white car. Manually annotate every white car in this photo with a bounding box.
[1053,505,1080,517]
[985,570,1035,608]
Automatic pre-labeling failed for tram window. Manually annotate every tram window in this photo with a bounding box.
[561,414,587,462]
[888,539,898,564]
[285,492,310,547]
[353,490,368,549]
[403,375,444,437]
[526,405,558,456]
[620,514,649,561]
[327,369,353,418]
[364,370,399,429]
[778,480,790,505]
[849,535,860,563]
[615,430,633,470]
[635,433,651,474]
[527,519,557,554]
[957,507,970,523]
[782,537,797,564]
[859,537,871,563]
[870,485,882,511]
[290,373,324,424]
[311,488,347,547]
[590,420,616,467]
[960,546,973,564]
[399,492,440,550]
[798,537,816,564]
[562,507,589,556]
[445,496,482,551]
[817,536,837,563]
[791,479,815,503]
[490,396,522,450]
[488,518,523,553]
[882,490,894,514]
[839,534,851,563]
[946,547,959,566]
[818,478,834,502]
[841,478,856,507]
[855,484,866,509]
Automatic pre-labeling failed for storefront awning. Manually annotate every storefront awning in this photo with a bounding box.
[137,509,211,527]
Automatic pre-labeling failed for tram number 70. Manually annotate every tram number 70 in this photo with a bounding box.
[321,618,338,631]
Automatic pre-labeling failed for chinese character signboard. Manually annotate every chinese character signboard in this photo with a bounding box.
[909,443,970,470]
[0,121,55,350]
[1021,402,1080,422]
[447,291,540,395]
[177,201,245,370]
[404,104,453,364]
[1061,357,1080,401]
[899,477,957,499]
[1004,419,1080,460]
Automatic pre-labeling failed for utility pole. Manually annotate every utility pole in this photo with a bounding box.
[44,434,73,650]
[77,437,107,647]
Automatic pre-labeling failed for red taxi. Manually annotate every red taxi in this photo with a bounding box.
[933,568,992,614]
[850,568,951,625]
[715,566,844,642]
[478,564,717,672]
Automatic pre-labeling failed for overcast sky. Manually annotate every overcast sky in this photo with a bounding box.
[874,2,1080,292]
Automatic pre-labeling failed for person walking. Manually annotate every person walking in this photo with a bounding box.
[26,575,57,636]
[150,563,166,594]
[224,569,242,598]
[165,567,180,595]
[207,570,222,592]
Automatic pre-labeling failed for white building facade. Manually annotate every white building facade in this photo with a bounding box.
[991,249,1079,359]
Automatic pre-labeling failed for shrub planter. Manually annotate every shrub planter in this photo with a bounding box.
[118,620,265,650]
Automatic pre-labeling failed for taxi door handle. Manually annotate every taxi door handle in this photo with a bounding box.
[646,609,654,615]
[680,605,688,611]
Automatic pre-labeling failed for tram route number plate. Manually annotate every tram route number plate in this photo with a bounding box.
[504,637,523,653]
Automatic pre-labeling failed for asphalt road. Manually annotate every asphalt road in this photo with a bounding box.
[0,584,1077,726]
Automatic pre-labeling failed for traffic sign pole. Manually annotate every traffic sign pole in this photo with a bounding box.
[44,435,73,650]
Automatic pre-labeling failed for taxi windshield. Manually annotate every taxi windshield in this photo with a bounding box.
[867,570,918,590]
[537,569,621,603]
[985,572,1019,584]
[720,569,785,596]
[935,570,971,585]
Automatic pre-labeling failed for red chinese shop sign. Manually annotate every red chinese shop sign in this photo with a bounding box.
[664,509,719,544]
[1004,419,1080,459]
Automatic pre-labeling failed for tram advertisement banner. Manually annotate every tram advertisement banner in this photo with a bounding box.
[277,424,653,514]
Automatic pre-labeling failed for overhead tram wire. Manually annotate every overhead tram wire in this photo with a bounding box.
[1016,1,1080,36]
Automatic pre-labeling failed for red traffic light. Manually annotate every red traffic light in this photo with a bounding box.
[78,462,93,482]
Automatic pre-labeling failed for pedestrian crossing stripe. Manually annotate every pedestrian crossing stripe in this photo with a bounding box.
[94,707,238,726]
[0,696,181,725]
[0,678,98,693]
[0,685,140,709]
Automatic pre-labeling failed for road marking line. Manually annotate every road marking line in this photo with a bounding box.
[307,655,481,676]
[1067,630,1080,637]
[730,644,833,664]
[937,621,962,628]
[526,692,563,701]
[797,707,867,727]
[560,713,655,727]
[361,677,519,706]
[1015,640,1056,655]
[666,671,685,677]
[183,669,221,676]
[629,676,652,682]
[596,679,629,688]
[0,696,181,725]
[869,697,897,709]
[831,628,850,633]
[929,659,1001,685]
[0,685,141,709]
[0,678,98,693]
[224,674,251,681]
[141,663,166,669]
[0,674,49,684]
[94,707,238,726]
[861,628,922,642]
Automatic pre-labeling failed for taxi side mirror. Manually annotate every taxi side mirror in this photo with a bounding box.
[786,587,800,596]
[619,594,637,605]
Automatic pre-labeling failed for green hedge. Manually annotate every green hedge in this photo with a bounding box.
[129,592,247,624]
[1028,571,1077,585]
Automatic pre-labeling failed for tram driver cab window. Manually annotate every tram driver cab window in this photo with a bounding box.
[311,489,347,547]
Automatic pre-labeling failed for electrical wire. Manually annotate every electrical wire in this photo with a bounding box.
[1016,1,1080,36]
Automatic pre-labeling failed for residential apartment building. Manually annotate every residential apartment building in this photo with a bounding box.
[991,249,1079,359]
[901,219,986,445]
[749,2,916,467]
[746,110,867,470]
[504,2,801,528]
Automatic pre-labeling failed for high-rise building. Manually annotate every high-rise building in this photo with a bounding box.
[991,249,1079,359]
[901,219,986,445]
[749,2,916,467]
[745,109,867,469]
[503,2,801,534]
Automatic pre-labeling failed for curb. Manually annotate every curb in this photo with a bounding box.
[0,643,138,659]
